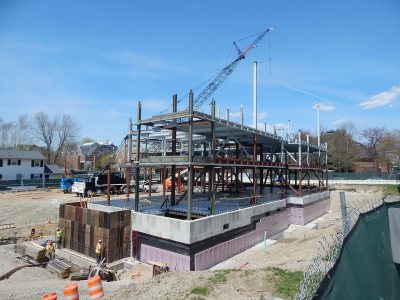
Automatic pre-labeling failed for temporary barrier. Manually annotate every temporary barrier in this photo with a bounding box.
[314,201,400,299]
[88,275,104,299]
[41,293,57,300]
[64,283,79,300]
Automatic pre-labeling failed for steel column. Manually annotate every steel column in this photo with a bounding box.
[187,90,194,220]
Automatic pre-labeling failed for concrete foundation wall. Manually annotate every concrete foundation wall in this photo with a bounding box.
[129,192,331,270]
[288,197,331,225]
[194,209,289,270]
[287,191,330,206]
[189,199,286,244]
[131,199,286,245]
[140,243,191,271]
[132,213,191,244]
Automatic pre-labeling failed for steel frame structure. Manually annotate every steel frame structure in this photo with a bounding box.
[120,91,328,220]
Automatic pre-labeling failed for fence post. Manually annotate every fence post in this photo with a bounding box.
[339,192,349,235]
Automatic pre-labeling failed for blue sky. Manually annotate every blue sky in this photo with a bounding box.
[1,0,399,145]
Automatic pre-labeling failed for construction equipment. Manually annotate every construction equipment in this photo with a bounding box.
[189,27,273,110]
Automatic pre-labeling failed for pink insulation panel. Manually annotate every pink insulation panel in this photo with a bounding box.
[140,243,191,271]
[194,209,289,270]
[288,198,331,225]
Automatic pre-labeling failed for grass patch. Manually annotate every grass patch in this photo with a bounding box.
[384,185,400,195]
[267,267,304,300]
[209,269,237,284]
[190,286,209,296]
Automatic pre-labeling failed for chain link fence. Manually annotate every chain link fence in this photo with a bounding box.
[295,193,400,300]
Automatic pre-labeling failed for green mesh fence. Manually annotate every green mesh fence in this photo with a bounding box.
[314,202,400,299]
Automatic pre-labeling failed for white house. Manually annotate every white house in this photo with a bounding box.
[0,150,45,181]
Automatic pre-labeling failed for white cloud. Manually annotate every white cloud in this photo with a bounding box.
[274,123,289,130]
[257,111,268,120]
[333,119,345,125]
[359,86,400,109]
[312,102,335,111]
[229,111,241,118]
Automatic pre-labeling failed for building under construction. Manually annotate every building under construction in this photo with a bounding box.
[59,27,330,270]
[59,92,330,271]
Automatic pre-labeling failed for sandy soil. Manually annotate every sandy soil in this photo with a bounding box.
[0,186,386,299]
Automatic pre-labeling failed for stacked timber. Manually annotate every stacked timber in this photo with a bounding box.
[46,258,71,278]
[14,243,25,256]
[59,202,131,263]
[24,241,47,263]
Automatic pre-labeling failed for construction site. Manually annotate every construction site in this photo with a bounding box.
[55,28,330,273]
[1,26,399,299]
[0,27,335,300]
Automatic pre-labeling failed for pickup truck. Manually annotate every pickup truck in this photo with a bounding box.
[71,174,127,196]
[139,180,158,193]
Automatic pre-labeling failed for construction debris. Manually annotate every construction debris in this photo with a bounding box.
[151,261,169,277]
[18,241,47,263]
[130,272,141,280]
[14,243,25,256]
[0,223,16,230]
[46,258,71,278]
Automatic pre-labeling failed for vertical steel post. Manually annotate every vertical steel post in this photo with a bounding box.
[252,133,257,205]
[148,168,152,196]
[107,167,111,206]
[253,61,258,129]
[187,90,194,220]
[340,192,349,235]
[126,167,130,205]
[135,101,141,212]
[240,104,244,128]
[259,144,264,194]
[128,117,133,162]
[325,141,329,188]
[211,99,216,215]
[171,94,177,205]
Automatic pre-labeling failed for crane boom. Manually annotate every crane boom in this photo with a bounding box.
[191,27,273,110]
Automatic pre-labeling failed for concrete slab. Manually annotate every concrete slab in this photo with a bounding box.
[283,226,297,238]
[305,222,317,229]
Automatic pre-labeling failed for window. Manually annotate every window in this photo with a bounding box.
[32,160,41,167]
[31,174,42,179]
[9,159,18,166]
[0,160,2,167]
[0,174,2,180]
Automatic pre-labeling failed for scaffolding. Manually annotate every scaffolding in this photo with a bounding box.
[119,91,328,220]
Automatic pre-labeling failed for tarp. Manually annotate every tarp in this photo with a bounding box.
[314,201,400,299]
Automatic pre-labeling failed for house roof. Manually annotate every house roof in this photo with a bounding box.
[44,164,64,174]
[0,150,45,160]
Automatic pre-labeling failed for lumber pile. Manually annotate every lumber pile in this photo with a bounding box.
[24,241,47,263]
[46,258,71,278]
[14,243,26,256]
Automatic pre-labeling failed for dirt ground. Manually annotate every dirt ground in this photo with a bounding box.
[0,186,386,299]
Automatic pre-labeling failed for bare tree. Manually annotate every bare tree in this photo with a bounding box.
[32,112,58,163]
[322,122,359,172]
[12,114,30,150]
[54,114,80,164]
[377,129,400,171]
[360,127,388,171]
[0,121,14,149]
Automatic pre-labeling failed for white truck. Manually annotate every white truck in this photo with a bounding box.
[71,174,128,196]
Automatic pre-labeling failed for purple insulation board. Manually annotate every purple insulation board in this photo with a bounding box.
[140,243,191,271]
[288,198,331,225]
[194,209,289,270]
